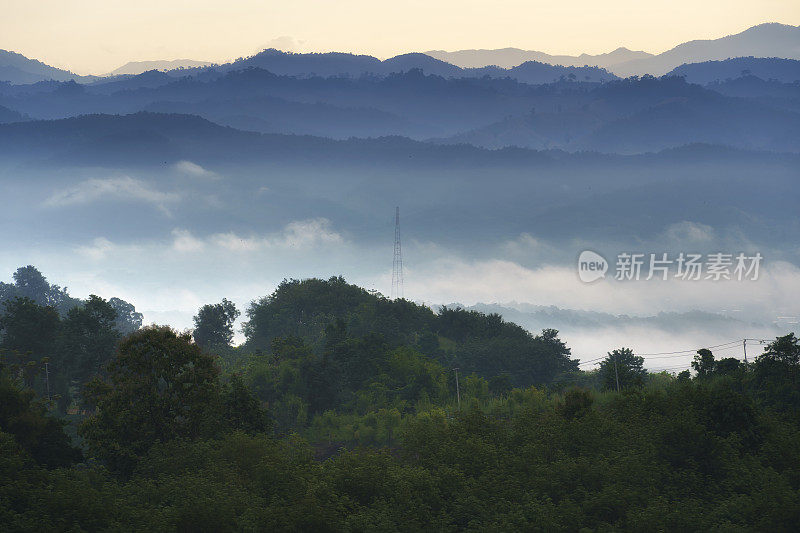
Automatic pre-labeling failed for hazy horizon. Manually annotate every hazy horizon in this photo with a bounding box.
[1,1,798,365]
[1,0,799,75]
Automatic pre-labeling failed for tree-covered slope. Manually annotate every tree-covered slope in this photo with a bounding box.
[2,267,800,530]
[243,277,578,389]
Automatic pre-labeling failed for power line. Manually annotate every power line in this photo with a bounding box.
[545,336,779,385]
[577,356,606,366]
[649,365,692,370]
[634,340,742,357]
[578,338,773,367]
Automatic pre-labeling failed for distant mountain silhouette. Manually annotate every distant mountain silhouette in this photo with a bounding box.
[0,79,66,97]
[109,59,213,76]
[479,61,615,84]
[0,111,554,167]
[0,112,260,165]
[223,49,384,77]
[706,75,800,99]
[668,57,800,85]
[436,76,800,153]
[426,47,653,70]
[468,303,772,338]
[380,53,464,78]
[4,23,798,85]
[0,68,608,137]
[144,94,418,139]
[426,24,800,77]
[581,90,800,153]
[86,70,178,94]
[3,68,796,153]
[612,23,800,76]
[167,49,615,84]
[0,49,93,84]
[2,110,796,165]
[0,47,616,91]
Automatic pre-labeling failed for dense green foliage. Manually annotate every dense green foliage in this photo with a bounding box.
[80,327,267,475]
[193,298,240,349]
[0,266,81,316]
[599,347,647,390]
[0,297,60,360]
[1,271,799,531]
[0,267,143,414]
[3,355,800,531]
[0,363,82,468]
[244,277,578,387]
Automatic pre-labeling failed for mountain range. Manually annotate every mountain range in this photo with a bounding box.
[434,74,800,153]
[0,49,94,85]
[428,23,800,76]
[613,23,800,76]
[0,68,615,139]
[0,23,797,244]
[3,64,797,153]
[668,57,800,84]
[150,50,617,85]
[1,23,798,86]
[426,47,653,70]
[108,59,213,76]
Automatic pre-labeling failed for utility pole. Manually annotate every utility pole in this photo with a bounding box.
[454,367,461,409]
[743,339,748,364]
[613,353,620,392]
[44,362,51,402]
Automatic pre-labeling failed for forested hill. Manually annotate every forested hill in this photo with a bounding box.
[242,277,578,387]
[0,268,576,422]
[2,72,798,154]
[3,266,800,529]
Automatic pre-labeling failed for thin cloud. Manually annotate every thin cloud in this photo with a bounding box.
[281,218,343,248]
[43,177,180,214]
[211,218,344,252]
[173,160,218,179]
[263,36,306,53]
[77,237,143,260]
[663,221,715,243]
[401,255,800,322]
[171,229,206,253]
[168,219,344,254]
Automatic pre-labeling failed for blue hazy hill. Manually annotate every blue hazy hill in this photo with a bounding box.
[0,112,797,267]
[3,70,798,153]
[176,48,615,84]
[668,57,800,85]
[437,75,800,152]
[0,49,94,84]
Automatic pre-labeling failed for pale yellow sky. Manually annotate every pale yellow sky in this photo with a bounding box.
[2,0,799,75]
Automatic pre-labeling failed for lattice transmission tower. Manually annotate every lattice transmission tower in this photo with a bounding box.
[391,206,404,299]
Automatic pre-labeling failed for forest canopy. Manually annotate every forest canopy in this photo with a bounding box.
[1,268,799,531]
